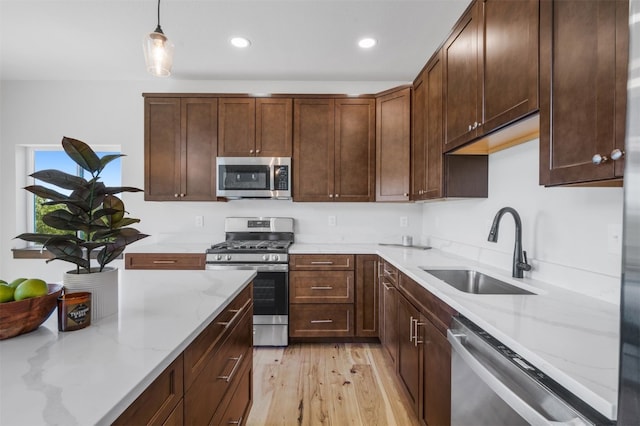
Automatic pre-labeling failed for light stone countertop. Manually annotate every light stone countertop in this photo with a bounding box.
[0,268,256,426]
[290,243,620,421]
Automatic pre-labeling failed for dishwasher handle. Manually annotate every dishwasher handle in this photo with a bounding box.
[447,330,587,426]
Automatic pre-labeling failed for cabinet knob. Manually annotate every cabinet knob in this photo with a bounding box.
[174,193,179,198]
[468,124,472,131]
[592,154,609,165]
[335,194,339,198]
[181,193,185,197]
[472,121,479,130]
[404,193,409,197]
[256,149,261,154]
[329,194,334,198]
[249,149,254,154]
[611,149,625,161]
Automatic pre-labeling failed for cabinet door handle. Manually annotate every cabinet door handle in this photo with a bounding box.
[311,286,333,290]
[310,261,334,265]
[611,148,625,161]
[592,153,609,165]
[409,316,415,342]
[414,319,425,346]
[382,282,393,290]
[217,354,243,382]
[468,124,472,131]
[152,260,177,264]
[310,319,333,323]
[228,417,243,425]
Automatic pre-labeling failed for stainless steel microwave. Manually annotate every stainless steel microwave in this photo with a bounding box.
[216,157,291,199]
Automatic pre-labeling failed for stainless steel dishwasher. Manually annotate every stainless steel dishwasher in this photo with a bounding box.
[448,317,613,426]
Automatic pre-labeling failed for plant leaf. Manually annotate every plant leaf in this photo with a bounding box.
[62,137,102,174]
[30,169,87,190]
[99,154,125,172]
[24,185,71,202]
[104,186,144,195]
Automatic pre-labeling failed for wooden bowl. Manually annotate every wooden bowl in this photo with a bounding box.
[0,284,63,340]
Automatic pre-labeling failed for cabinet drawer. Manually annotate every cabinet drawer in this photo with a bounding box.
[209,359,252,426]
[290,304,354,337]
[184,284,253,389]
[184,305,252,425]
[113,355,184,426]
[162,399,184,426]
[124,253,205,270]
[290,271,354,303]
[399,273,456,335]
[289,254,354,270]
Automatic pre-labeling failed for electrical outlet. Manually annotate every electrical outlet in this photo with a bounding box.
[400,216,408,227]
[195,216,204,228]
[328,215,337,227]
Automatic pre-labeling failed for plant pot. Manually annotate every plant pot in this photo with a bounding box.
[63,267,118,321]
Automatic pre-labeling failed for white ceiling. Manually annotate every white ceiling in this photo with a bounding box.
[0,0,471,82]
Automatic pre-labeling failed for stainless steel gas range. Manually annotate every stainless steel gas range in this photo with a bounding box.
[206,217,293,346]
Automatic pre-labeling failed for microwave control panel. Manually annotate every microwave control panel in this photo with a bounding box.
[274,166,289,190]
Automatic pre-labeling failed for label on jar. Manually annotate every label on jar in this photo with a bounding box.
[58,292,91,332]
[67,303,90,324]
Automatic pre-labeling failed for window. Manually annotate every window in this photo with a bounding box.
[21,146,121,238]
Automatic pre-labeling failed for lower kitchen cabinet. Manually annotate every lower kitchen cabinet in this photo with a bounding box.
[290,254,378,340]
[423,319,451,426]
[114,284,253,426]
[397,293,423,413]
[379,260,399,366]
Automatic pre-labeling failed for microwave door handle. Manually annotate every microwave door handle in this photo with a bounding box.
[270,165,275,191]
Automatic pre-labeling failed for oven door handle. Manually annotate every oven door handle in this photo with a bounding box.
[447,330,587,426]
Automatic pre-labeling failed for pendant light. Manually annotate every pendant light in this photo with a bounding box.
[143,0,174,77]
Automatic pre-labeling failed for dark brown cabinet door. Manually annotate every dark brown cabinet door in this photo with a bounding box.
[293,98,335,201]
[356,255,378,337]
[256,98,293,157]
[181,98,218,201]
[376,87,411,201]
[482,0,539,135]
[540,0,628,186]
[443,1,482,152]
[411,72,427,200]
[424,52,445,200]
[397,294,422,413]
[335,99,376,202]
[218,98,256,157]
[144,97,218,201]
[422,319,451,426]
[145,97,181,200]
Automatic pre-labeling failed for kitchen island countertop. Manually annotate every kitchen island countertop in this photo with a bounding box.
[290,243,620,421]
[0,268,255,426]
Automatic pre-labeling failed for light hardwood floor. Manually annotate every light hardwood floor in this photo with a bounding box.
[246,343,420,426]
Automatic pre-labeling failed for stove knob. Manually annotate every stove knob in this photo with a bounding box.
[263,254,269,261]
[216,254,223,261]
[226,255,232,261]
[272,254,280,262]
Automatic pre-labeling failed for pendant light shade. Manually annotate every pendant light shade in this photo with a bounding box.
[143,0,174,77]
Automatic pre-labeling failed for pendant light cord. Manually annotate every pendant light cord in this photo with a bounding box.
[155,0,164,34]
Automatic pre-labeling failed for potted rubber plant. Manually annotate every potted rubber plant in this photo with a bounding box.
[16,136,149,319]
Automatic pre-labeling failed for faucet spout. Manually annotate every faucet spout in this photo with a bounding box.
[487,207,531,278]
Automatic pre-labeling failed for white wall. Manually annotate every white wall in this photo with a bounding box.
[422,140,623,303]
[0,79,421,281]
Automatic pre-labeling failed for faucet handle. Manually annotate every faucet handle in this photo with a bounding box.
[518,251,532,272]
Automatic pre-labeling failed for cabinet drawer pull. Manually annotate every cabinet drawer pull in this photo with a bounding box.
[216,298,251,328]
[153,260,177,264]
[218,354,243,383]
[310,319,333,324]
[382,283,393,290]
[310,261,334,265]
[414,319,425,346]
[310,286,333,290]
[228,416,243,425]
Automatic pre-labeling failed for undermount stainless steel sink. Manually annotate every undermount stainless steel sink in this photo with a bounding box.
[422,268,534,295]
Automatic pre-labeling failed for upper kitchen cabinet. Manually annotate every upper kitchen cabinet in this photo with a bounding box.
[539,0,628,186]
[144,96,218,201]
[218,97,293,157]
[376,86,411,202]
[293,97,375,202]
[413,52,488,201]
[443,0,539,153]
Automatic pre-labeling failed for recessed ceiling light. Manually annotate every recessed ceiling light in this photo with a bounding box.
[230,37,251,48]
[358,38,377,49]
